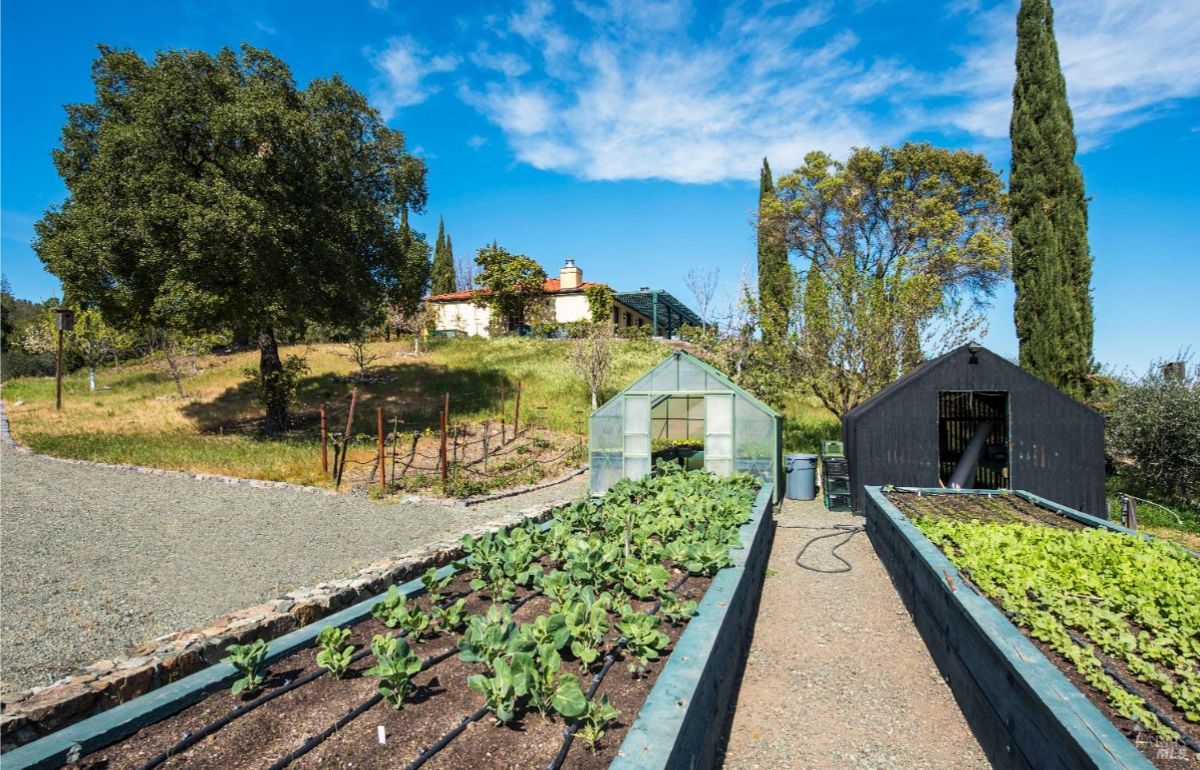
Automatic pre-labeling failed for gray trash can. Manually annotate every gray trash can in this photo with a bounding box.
[785,453,817,500]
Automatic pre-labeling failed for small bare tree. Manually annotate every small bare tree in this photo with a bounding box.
[148,328,224,398]
[571,321,615,409]
[454,254,477,292]
[343,336,380,381]
[388,302,434,353]
[685,266,720,326]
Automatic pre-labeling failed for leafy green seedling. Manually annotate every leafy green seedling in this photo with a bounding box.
[467,655,518,723]
[420,566,454,604]
[618,612,669,675]
[366,634,422,708]
[576,694,619,752]
[459,603,519,669]
[432,597,468,633]
[222,639,269,696]
[373,586,432,639]
[658,592,698,626]
[315,626,355,679]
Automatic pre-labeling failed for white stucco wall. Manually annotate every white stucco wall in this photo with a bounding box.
[554,293,591,324]
[433,301,492,337]
[429,293,655,336]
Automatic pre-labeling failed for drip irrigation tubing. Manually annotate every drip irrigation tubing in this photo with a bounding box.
[264,642,458,769]
[259,587,544,769]
[1063,630,1200,753]
[265,692,383,770]
[133,584,516,770]
[403,707,490,770]
[777,522,865,574]
[543,574,689,770]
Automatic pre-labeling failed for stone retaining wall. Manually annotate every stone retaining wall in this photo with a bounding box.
[0,499,570,750]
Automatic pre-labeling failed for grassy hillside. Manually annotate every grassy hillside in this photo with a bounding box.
[3,336,839,488]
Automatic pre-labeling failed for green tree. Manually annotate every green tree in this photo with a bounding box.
[431,216,457,296]
[22,306,135,391]
[1010,0,1094,400]
[472,243,547,334]
[34,44,429,432]
[584,284,615,323]
[756,158,791,344]
[772,144,1009,414]
[1107,359,1200,513]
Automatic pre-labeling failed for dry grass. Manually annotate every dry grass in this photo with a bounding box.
[1,336,669,486]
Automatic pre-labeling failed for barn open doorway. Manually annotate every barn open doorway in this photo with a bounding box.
[938,391,1009,489]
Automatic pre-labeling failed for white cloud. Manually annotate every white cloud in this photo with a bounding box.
[458,0,901,183]
[467,135,489,149]
[367,36,459,119]
[367,0,389,9]
[367,0,1200,182]
[943,0,1200,147]
[470,45,530,78]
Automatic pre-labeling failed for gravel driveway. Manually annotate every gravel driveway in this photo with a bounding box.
[0,442,587,694]
[723,497,989,769]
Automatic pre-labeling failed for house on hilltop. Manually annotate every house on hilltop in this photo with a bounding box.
[425,259,702,338]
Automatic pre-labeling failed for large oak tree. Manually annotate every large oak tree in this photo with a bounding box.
[771,143,1009,414]
[35,44,429,431]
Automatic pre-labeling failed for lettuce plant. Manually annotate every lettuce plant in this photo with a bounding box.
[576,694,619,752]
[222,639,269,696]
[366,634,422,708]
[315,626,355,679]
[618,612,669,675]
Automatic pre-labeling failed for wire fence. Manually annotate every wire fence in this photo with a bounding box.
[317,383,588,497]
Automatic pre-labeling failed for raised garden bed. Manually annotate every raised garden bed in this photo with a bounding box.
[7,467,768,770]
[869,487,1199,770]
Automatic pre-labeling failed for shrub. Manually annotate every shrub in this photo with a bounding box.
[1106,361,1200,511]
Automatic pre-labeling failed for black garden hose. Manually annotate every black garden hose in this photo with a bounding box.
[778,522,865,574]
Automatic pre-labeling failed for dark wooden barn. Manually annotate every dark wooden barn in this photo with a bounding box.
[841,344,1106,516]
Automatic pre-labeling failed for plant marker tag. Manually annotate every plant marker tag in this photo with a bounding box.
[378,725,387,745]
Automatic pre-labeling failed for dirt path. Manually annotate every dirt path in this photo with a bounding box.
[0,439,587,694]
[723,497,989,769]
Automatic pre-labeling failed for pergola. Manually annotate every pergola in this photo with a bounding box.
[615,290,703,337]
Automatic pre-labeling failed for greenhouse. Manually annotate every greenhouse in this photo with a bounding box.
[589,350,783,502]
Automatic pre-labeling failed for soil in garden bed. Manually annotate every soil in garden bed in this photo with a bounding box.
[887,491,1199,769]
[74,573,712,770]
[884,489,1089,530]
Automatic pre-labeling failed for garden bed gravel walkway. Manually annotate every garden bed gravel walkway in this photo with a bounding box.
[722,497,988,769]
[0,440,588,695]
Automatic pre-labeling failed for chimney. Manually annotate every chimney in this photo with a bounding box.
[559,259,582,290]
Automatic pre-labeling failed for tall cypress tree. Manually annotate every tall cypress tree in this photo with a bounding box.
[1010,0,1093,399]
[430,216,457,295]
[757,158,791,343]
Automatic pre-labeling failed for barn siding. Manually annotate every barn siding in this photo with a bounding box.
[842,346,1106,517]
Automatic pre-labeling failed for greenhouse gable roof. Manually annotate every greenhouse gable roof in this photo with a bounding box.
[609,350,781,418]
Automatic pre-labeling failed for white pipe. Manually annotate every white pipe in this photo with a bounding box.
[949,422,992,489]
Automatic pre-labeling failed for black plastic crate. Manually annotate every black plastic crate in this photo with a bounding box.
[823,476,850,494]
[824,491,852,512]
[823,458,849,476]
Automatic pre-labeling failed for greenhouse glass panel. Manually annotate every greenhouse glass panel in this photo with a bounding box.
[705,394,734,475]
[677,356,709,391]
[623,394,651,480]
[735,396,775,488]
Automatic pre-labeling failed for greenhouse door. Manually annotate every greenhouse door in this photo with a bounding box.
[623,394,651,480]
[704,394,733,475]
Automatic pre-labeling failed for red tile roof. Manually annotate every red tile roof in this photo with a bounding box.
[425,279,605,302]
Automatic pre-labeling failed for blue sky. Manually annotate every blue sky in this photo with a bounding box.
[2,0,1197,373]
